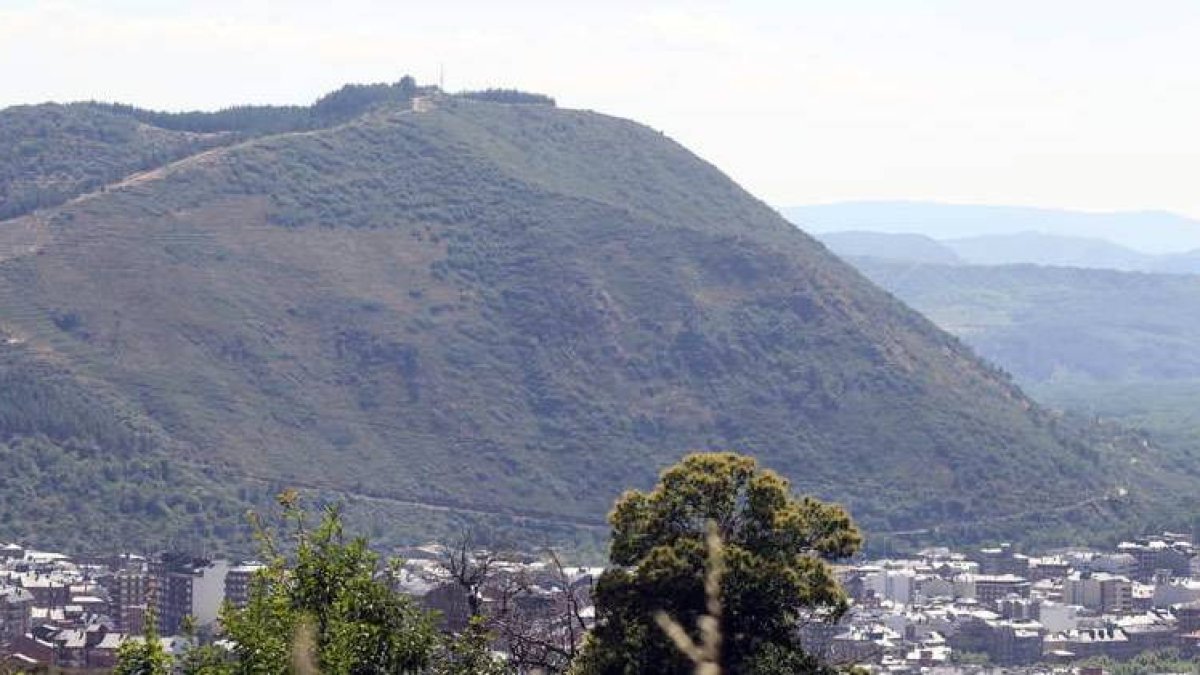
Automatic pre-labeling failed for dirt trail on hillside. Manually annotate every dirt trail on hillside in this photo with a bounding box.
[0,145,230,265]
[0,99,439,256]
[111,146,228,191]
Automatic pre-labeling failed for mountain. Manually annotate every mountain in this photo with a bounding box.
[848,259,1200,384]
[1151,250,1200,275]
[817,231,963,265]
[816,230,1163,271]
[942,233,1154,271]
[843,256,1200,479]
[0,84,1174,553]
[0,79,445,223]
[0,103,233,220]
[815,226,1200,274]
[783,201,1200,255]
[940,233,1200,274]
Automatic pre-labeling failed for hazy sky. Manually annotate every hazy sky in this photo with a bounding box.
[3,0,1200,217]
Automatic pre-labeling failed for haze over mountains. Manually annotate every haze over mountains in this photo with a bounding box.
[0,81,1184,554]
[784,202,1200,486]
[785,202,1200,256]
[817,229,1200,274]
[845,260,1200,386]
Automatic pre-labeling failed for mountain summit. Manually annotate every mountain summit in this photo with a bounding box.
[0,83,1157,552]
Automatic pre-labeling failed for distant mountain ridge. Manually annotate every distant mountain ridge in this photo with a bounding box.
[839,256,1200,488]
[846,258,1200,384]
[815,229,1200,274]
[789,201,1200,540]
[816,231,963,265]
[786,201,1200,257]
[943,232,1154,271]
[0,83,1179,553]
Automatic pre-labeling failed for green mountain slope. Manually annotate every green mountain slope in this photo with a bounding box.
[783,201,1200,255]
[0,336,265,552]
[818,231,963,265]
[814,228,1200,274]
[0,89,1177,552]
[844,257,1200,477]
[0,103,235,220]
[941,233,1154,271]
[847,258,1200,384]
[0,78,448,223]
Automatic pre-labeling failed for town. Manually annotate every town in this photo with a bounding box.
[821,533,1200,672]
[3,532,1200,673]
[0,539,600,672]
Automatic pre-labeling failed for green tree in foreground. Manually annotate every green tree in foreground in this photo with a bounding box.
[126,491,511,675]
[219,492,438,674]
[572,452,862,675]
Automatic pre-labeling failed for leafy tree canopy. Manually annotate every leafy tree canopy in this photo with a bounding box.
[576,452,862,675]
[218,493,439,674]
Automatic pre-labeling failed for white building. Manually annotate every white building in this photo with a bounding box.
[865,569,916,605]
[190,560,230,626]
[1037,601,1081,633]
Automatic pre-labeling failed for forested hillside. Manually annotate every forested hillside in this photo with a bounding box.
[0,78,440,222]
[844,257,1200,482]
[0,83,1181,553]
[849,259,1200,384]
[0,104,230,220]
